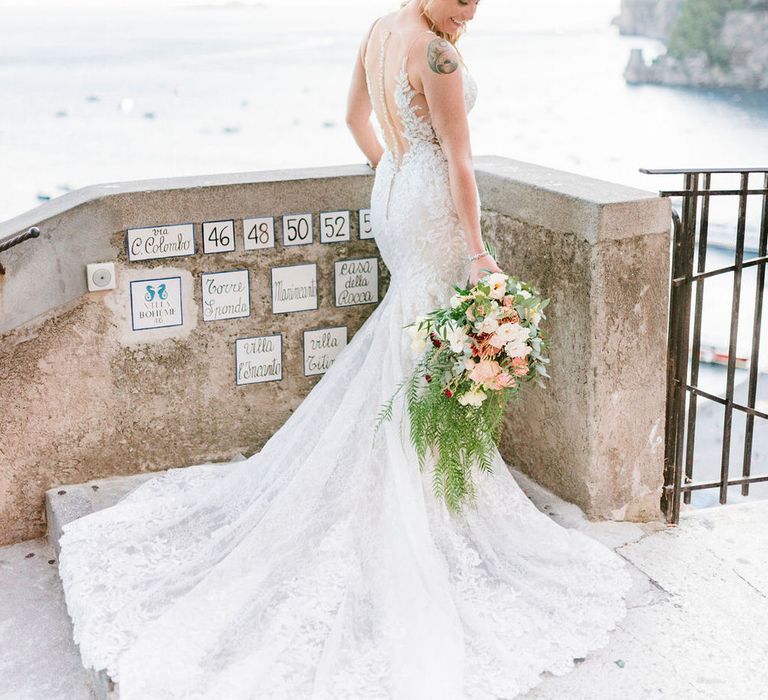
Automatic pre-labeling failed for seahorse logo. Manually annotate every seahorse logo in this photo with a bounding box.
[144,283,169,302]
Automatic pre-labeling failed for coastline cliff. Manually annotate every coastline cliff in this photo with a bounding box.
[615,0,768,90]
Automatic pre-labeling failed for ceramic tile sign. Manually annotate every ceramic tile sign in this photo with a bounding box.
[201,269,250,322]
[303,326,348,376]
[126,223,195,262]
[235,334,282,385]
[271,263,318,314]
[334,257,378,307]
[202,219,236,254]
[358,209,374,240]
[319,210,351,244]
[282,213,313,247]
[243,217,275,250]
[129,276,183,331]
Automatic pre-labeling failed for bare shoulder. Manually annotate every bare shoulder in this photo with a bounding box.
[426,37,459,75]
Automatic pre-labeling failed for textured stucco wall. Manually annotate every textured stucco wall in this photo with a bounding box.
[483,211,669,520]
[0,166,388,544]
[0,158,671,545]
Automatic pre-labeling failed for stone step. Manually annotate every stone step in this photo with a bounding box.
[45,458,247,700]
[46,470,166,700]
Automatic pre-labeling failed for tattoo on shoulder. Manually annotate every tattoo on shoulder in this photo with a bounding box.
[427,38,458,75]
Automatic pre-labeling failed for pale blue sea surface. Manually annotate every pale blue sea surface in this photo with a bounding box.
[1,0,767,220]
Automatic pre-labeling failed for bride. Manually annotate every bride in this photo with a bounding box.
[58,1,634,698]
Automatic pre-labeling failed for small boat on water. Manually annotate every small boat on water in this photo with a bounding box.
[699,343,750,370]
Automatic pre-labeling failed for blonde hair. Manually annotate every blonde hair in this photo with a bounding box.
[399,0,467,46]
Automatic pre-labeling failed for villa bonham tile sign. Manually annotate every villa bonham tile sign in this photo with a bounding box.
[129,276,183,331]
[123,208,381,384]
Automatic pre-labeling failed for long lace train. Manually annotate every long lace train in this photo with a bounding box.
[58,272,633,699]
[58,20,634,697]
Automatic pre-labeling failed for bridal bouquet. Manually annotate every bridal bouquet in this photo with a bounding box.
[374,268,551,512]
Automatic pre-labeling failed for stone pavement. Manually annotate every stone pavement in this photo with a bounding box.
[1,463,767,700]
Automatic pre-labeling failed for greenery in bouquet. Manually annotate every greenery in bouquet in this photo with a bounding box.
[374,263,551,513]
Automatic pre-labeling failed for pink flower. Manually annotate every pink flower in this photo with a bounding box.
[469,359,503,389]
[510,356,529,376]
[493,372,518,389]
[502,295,514,307]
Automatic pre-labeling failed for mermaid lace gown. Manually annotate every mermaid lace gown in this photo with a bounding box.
[57,22,634,700]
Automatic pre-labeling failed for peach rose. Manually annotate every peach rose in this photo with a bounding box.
[469,359,503,389]
[493,372,518,389]
[510,356,529,376]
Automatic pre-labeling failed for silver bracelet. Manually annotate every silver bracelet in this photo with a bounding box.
[468,251,490,262]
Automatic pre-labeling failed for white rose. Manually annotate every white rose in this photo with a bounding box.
[504,339,531,358]
[476,316,499,334]
[485,272,508,300]
[411,336,428,354]
[457,385,487,407]
[449,293,463,309]
[502,322,529,344]
[443,321,470,353]
[406,317,430,354]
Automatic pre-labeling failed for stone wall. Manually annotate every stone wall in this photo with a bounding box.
[0,158,671,544]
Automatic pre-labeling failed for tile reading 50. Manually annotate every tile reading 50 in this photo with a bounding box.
[282,213,313,246]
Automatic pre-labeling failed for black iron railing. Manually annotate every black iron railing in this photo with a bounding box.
[641,167,768,524]
[0,226,41,274]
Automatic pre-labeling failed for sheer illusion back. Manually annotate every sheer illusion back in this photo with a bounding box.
[362,18,477,172]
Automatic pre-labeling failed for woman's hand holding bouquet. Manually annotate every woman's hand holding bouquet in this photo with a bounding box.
[374,262,551,512]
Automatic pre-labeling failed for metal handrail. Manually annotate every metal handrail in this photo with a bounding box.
[0,227,41,274]
[644,166,768,524]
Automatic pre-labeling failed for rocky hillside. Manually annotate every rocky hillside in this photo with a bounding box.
[617,0,768,90]
[612,0,684,40]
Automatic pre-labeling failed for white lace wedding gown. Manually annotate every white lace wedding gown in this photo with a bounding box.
[58,21,634,700]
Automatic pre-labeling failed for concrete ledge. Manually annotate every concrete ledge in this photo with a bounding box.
[2,157,671,545]
[474,155,670,243]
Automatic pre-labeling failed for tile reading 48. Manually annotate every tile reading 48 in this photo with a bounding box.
[243,217,275,250]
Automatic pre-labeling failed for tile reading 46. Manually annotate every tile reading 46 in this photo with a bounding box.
[202,219,236,254]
